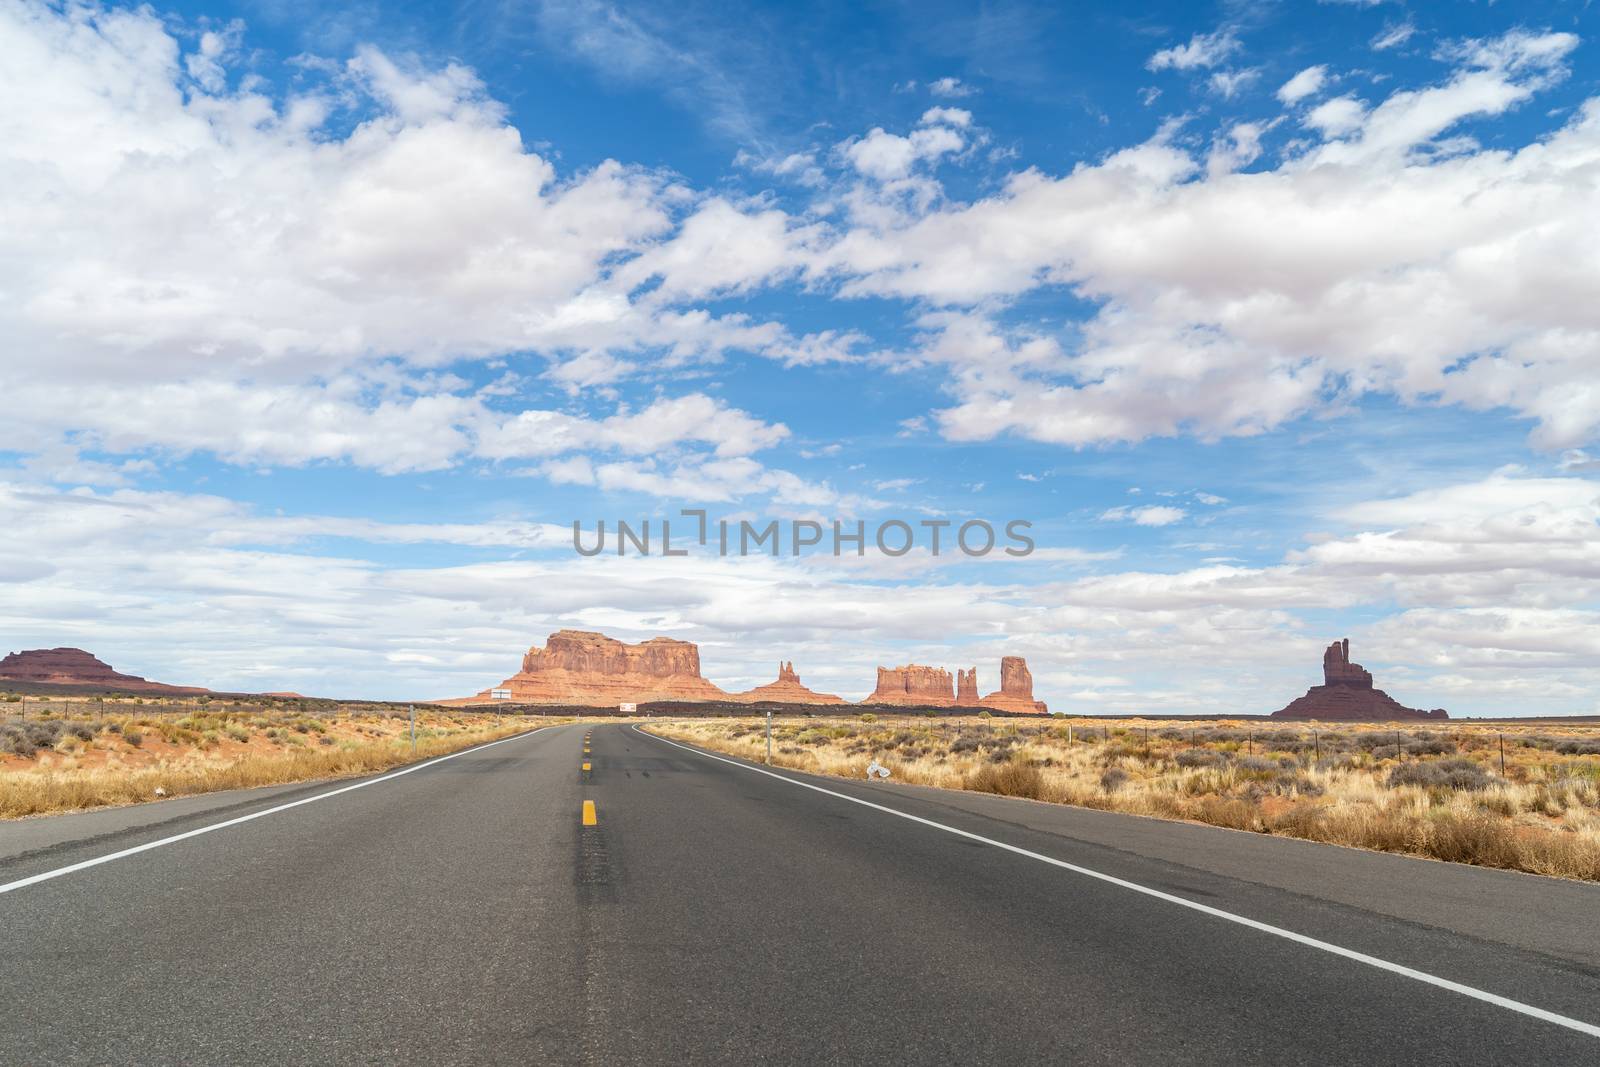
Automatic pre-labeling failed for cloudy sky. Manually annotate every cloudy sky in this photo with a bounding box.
[3,0,1599,714]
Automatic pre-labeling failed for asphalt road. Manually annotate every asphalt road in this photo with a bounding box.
[3,721,1599,1065]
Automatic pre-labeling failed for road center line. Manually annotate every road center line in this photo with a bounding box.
[0,724,563,897]
[637,725,1600,1040]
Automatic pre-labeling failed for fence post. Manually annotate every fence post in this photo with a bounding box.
[409,704,416,755]
[1499,733,1506,776]
[1313,730,1319,763]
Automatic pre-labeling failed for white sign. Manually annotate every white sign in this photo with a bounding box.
[619,702,638,713]
[491,688,511,700]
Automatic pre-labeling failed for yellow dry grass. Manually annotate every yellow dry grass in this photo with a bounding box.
[649,715,1600,882]
[0,705,560,818]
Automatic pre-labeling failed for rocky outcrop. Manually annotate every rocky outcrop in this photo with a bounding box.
[1271,639,1448,721]
[446,632,1053,713]
[0,648,206,694]
[733,661,845,704]
[866,664,956,706]
[980,656,1048,715]
[955,668,980,705]
[463,630,728,705]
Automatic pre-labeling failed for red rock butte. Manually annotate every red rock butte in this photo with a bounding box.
[735,661,845,704]
[979,656,1048,715]
[867,664,956,705]
[458,630,727,705]
[0,647,207,694]
[1271,639,1447,721]
[865,656,1047,714]
[445,631,1044,711]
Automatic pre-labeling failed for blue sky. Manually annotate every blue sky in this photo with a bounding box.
[3,0,1599,713]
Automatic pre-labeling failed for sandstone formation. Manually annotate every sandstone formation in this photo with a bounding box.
[955,667,979,705]
[866,664,956,706]
[1271,639,1448,721]
[0,648,206,694]
[733,661,845,704]
[448,631,1052,713]
[462,630,728,705]
[980,656,1048,715]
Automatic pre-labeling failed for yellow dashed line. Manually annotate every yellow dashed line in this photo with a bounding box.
[582,761,592,773]
[582,800,598,826]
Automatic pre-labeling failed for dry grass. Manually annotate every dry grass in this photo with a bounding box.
[649,716,1600,882]
[0,705,561,818]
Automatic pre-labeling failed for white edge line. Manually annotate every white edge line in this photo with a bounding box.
[636,724,1600,1040]
[0,723,564,896]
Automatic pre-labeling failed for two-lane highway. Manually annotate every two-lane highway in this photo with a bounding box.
[3,722,1599,1064]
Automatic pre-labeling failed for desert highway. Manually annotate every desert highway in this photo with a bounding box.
[3,723,1599,1064]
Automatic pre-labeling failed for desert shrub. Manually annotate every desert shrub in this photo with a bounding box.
[1186,728,1253,744]
[1387,759,1494,792]
[1278,775,1324,798]
[1,728,38,758]
[977,711,992,719]
[1426,813,1520,869]
[1097,742,1141,766]
[966,759,1044,799]
[1519,832,1600,882]
[14,721,67,748]
[318,735,336,746]
[949,735,982,754]
[1352,732,1422,755]
[293,722,310,734]
[1555,740,1600,755]
[1235,756,1287,780]
[858,713,878,724]
[1174,748,1227,768]
[1477,792,1517,817]
[104,721,122,734]
[1190,795,1258,831]
[124,731,143,746]
[225,726,249,743]
[1100,767,1130,793]
[70,724,95,742]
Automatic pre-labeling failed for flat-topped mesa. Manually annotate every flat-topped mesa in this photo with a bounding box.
[472,630,727,705]
[0,647,206,694]
[521,630,703,679]
[734,661,845,704]
[866,664,955,706]
[1272,639,1447,721]
[955,668,980,705]
[980,656,1048,715]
